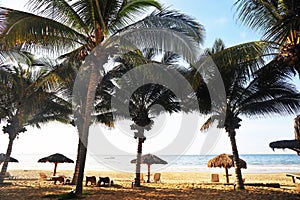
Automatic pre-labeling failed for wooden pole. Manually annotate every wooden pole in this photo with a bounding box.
[225,167,229,183]
[147,164,151,183]
[53,162,58,176]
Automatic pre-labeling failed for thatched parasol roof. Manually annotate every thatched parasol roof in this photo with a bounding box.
[208,153,247,169]
[38,153,74,176]
[131,154,167,165]
[131,154,167,183]
[0,153,18,163]
[269,140,300,154]
[269,115,300,155]
[38,153,74,163]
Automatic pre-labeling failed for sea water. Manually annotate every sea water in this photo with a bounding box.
[5,154,300,174]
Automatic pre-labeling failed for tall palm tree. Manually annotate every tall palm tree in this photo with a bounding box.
[0,55,71,184]
[234,0,300,75]
[98,49,182,187]
[196,39,300,190]
[0,1,204,196]
[130,84,180,186]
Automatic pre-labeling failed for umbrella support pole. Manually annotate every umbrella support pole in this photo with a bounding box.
[53,162,58,176]
[225,167,229,184]
[147,164,150,183]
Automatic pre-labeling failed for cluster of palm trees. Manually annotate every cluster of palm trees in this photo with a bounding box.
[0,0,299,196]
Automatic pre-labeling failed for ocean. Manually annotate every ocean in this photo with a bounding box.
[5,154,300,174]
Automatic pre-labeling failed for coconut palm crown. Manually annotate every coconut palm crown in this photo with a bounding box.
[234,0,300,75]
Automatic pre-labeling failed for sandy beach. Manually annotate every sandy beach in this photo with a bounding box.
[1,170,300,199]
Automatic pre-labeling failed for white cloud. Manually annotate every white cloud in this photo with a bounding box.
[240,32,247,39]
[214,17,227,25]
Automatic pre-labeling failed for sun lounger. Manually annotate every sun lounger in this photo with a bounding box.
[39,172,52,181]
[286,173,300,183]
[211,173,219,182]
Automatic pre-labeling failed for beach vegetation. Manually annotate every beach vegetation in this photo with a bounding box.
[199,39,300,189]
[0,0,204,196]
[0,53,72,184]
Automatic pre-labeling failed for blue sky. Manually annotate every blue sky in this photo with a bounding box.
[0,0,299,157]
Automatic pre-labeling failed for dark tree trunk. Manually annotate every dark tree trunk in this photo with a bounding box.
[74,48,109,197]
[227,129,244,189]
[75,140,87,196]
[74,56,101,197]
[134,137,144,187]
[71,139,81,185]
[0,137,15,184]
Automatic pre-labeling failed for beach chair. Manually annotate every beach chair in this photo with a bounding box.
[211,173,219,182]
[153,173,161,183]
[286,173,300,183]
[39,172,51,181]
[140,173,145,183]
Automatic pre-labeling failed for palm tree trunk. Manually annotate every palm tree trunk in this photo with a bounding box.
[71,139,81,185]
[135,136,144,187]
[74,50,107,197]
[75,140,87,196]
[134,128,145,187]
[0,137,15,184]
[228,129,244,189]
[75,67,99,197]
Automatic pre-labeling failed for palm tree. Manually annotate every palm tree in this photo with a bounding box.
[128,83,180,186]
[205,38,225,55]
[234,0,300,75]
[109,71,180,187]
[196,39,300,189]
[0,55,71,184]
[97,49,182,187]
[0,1,204,196]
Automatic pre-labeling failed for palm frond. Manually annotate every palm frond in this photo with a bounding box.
[108,27,200,65]
[200,117,213,132]
[234,0,281,32]
[108,0,162,33]
[234,0,300,44]
[118,9,204,45]
[0,7,86,52]
[161,51,180,65]
[27,0,90,35]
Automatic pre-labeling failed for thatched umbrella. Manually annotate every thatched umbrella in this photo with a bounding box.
[131,154,167,183]
[0,153,18,165]
[38,153,74,176]
[270,140,300,154]
[207,153,247,183]
[269,115,300,155]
